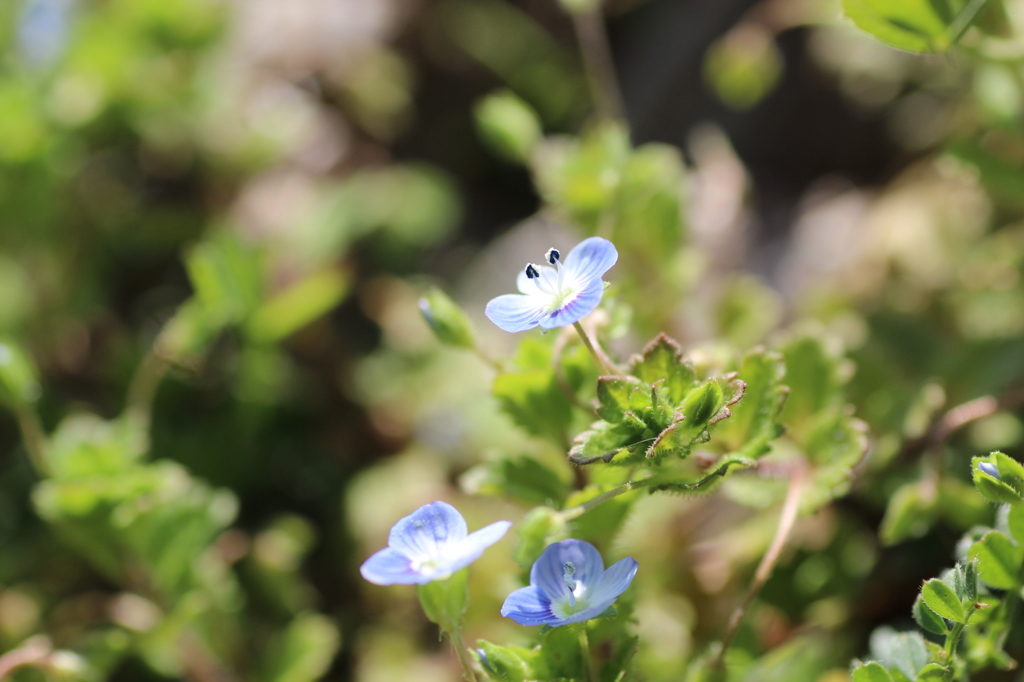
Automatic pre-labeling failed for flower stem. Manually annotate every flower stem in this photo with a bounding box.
[572,321,617,376]
[712,467,806,670]
[576,625,598,682]
[560,477,657,522]
[570,3,625,122]
[450,629,478,682]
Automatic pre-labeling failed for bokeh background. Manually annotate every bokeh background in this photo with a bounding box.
[2,0,1024,679]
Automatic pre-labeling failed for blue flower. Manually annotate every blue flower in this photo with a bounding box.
[501,539,638,627]
[485,237,618,333]
[360,501,511,585]
[979,461,1001,479]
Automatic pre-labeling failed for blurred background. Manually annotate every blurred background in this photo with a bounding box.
[2,0,1024,679]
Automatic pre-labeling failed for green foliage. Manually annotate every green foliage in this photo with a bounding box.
[417,570,470,632]
[261,613,342,682]
[851,661,894,682]
[474,90,543,163]
[0,338,40,408]
[418,287,478,350]
[462,456,569,508]
[842,0,993,52]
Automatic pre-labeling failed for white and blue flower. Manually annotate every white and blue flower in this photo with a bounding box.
[360,501,511,585]
[501,539,638,627]
[979,461,1001,479]
[485,237,618,333]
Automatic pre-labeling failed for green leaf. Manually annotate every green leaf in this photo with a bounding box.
[596,375,650,423]
[0,338,40,408]
[972,457,1023,504]
[493,337,591,444]
[262,613,341,682]
[539,625,583,679]
[610,145,687,263]
[460,456,568,508]
[247,269,350,344]
[915,663,948,681]
[714,348,787,460]
[969,530,1024,589]
[44,413,147,480]
[417,570,469,631]
[416,286,477,350]
[851,661,894,682]
[921,578,966,623]
[474,89,542,163]
[474,641,535,682]
[186,231,264,327]
[912,594,948,635]
[879,480,937,546]
[681,380,725,426]
[779,332,849,430]
[704,24,783,110]
[1007,505,1024,544]
[626,333,695,404]
[993,451,1024,494]
[513,507,567,570]
[842,0,950,53]
[868,627,930,681]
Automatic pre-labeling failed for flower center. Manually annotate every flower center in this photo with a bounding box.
[551,561,589,616]
[524,246,578,314]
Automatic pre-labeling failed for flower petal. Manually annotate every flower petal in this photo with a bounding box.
[388,501,468,561]
[360,547,423,585]
[538,276,604,329]
[587,556,638,607]
[485,293,548,333]
[443,520,513,572]
[501,586,558,626]
[563,237,617,285]
[530,539,605,602]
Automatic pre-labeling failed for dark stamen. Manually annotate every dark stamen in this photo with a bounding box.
[546,248,560,265]
[525,264,540,279]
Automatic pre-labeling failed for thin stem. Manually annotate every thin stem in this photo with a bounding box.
[570,3,625,122]
[554,329,597,413]
[125,344,172,433]
[14,405,49,477]
[942,621,966,680]
[577,625,597,682]
[572,321,617,376]
[948,0,991,44]
[450,629,478,682]
[0,638,53,680]
[559,477,658,522]
[713,467,806,670]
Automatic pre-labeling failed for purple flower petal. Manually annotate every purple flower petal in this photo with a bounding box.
[485,293,549,333]
[388,501,468,561]
[360,547,423,585]
[501,586,558,626]
[444,520,513,571]
[530,539,605,602]
[538,276,604,329]
[587,557,638,607]
[564,237,617,287]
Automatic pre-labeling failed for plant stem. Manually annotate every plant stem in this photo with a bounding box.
[14,405,49,477]
[570,2,625,122]
[450,629,478,682]
[712,467,806,670]
[560,477,658,521]
[948,0,991,44]
[942,620,967,680]
[577,625,597,682]
[572,321,617,376]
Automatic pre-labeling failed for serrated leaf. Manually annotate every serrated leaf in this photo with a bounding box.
[969,531,1023,589]
[681,381,725,426]
[851,661,893,682]
[921,579,966,623]
[715,348,787,460]
[460,456,568,508]
[912,594,948,635]
[869,627,930,681]
[627,333,695,404]
[779,332,849,430]
[596,375,649,423]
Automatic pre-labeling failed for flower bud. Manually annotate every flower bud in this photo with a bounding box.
[419,288,476,350]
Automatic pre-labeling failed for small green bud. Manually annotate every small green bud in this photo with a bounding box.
[473,90,542,163]
[419,288,477,349]
[0,339,40,408]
